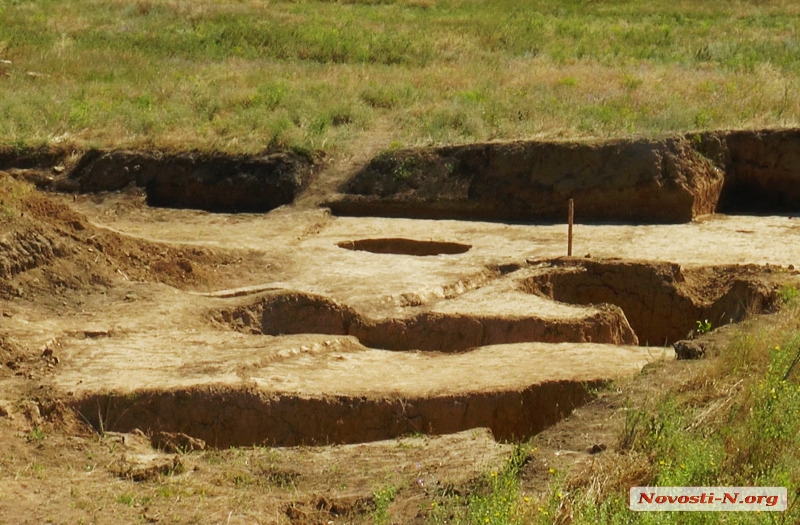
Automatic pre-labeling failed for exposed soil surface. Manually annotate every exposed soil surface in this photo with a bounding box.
[522,259,778,346]
[2,131,800,523]
[327,129,800,223]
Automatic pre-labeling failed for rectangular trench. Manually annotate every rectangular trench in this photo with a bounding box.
[71,380,606,448]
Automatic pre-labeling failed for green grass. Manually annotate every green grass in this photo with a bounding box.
[428,444,531,525]
[25,427,46,443]
[0,0,798,154]
[536,295,800,524]
[373,484,399,525]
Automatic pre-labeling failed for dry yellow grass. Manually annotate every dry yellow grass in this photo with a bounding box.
[1,0,799,155]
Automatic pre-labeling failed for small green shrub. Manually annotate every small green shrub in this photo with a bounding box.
[779,285,799,305]
[373,485,398,525]
[26,426,46,442]
[695,319,712,335]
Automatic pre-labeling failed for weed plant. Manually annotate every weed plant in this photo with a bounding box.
[373,485,399,525]
[428,444,530,525]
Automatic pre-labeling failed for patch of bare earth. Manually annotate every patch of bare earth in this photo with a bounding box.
[2,132,800,523]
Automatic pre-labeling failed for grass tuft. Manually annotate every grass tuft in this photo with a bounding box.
[428,444,531,525]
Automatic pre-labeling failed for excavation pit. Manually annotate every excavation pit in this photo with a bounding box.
[63,341,660,448]
[63,150,313,212]
[336,238,471,256]
[73,381,601,447]
[214,290,638,352]
[522,259,778,346]
[5,130,800,521]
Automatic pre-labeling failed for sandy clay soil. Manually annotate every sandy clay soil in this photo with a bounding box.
[2,131,800,524]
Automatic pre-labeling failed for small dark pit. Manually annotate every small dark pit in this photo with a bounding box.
[337,238,471,256]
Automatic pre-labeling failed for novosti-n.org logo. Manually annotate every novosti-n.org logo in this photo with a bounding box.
[629,487,787,511]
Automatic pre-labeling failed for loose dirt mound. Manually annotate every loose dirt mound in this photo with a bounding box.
[0,228,61,283]
[522,258,779,345]
[0,173,257,299]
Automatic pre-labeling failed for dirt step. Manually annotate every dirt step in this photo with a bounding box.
[65,342,666,447]
[326,135,723,223]
[326,129,800,224]
[214,288,638,351]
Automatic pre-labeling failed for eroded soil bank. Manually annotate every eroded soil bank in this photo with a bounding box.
[327,128,800,223]
[4,128,799,223]
[73,380,602,447]
[3,148,317,213]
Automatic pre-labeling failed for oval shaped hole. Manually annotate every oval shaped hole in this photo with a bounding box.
[337,238,471,256]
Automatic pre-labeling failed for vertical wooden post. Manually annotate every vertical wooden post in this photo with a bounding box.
[567,198,574,257]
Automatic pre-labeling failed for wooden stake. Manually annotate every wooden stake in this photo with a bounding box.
[567,198,574,257]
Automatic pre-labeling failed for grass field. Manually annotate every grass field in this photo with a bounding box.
[1,0,799,154]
